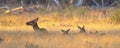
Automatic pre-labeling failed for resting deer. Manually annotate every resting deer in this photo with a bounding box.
[61,29,70,35]
[26,18,48,33]
[77,25,86,33]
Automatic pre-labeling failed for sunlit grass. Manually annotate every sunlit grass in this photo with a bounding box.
[0,7,120,48]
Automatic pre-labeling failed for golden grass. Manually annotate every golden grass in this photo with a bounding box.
[0,31,119,48]
[0,9,120,48]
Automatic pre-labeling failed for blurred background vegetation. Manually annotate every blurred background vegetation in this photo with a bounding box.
[0,0,120,24]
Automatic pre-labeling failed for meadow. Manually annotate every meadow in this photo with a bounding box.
[0,7,120,48]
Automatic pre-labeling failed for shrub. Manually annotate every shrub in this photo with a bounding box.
[111,7,120,24]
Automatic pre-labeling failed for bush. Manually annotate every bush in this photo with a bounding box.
[111,7,120,24]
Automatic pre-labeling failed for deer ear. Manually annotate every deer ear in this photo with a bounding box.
[34,18,39,22]
[67,29,70,32]
[77,25,81,29]
[61,29,65,32]
[82,26,85,28]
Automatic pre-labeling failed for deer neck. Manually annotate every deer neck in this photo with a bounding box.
[32,23,40,31]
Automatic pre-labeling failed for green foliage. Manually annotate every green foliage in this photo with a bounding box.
[111,7,120,24]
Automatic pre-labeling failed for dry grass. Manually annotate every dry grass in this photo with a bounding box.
[0,30,120,48]
[0,8,120,48]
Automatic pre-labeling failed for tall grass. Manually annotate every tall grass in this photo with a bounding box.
[0,6,120,48]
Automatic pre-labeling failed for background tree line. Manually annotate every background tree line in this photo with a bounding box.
[0,0,120,8]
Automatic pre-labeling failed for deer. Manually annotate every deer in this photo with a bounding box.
[26,18,48,33]
[77,25,86,33]
[61,29,70,35]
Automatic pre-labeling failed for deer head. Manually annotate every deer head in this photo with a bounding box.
[77,25,86,33]
[61,29,70,35]
[26,18,39,26]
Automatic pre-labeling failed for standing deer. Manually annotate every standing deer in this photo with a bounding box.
[77,25,86,33]
[61,29,70,35]
[26,18,48,33]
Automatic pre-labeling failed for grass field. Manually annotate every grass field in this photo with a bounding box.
[0,9,120,48]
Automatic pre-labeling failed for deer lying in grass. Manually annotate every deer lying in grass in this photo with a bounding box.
[77,25,86,33]
[26,18,48,33]
[61,29,70,35]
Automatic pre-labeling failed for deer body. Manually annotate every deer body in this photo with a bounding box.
[32,23,47,33]
[26,18,48,33]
